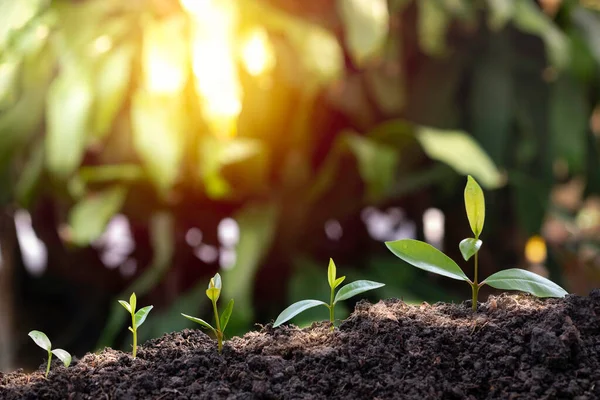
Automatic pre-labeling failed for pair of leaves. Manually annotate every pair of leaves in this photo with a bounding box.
[118,293,153,330]
[28,330,72,368]
[181,299,234,335]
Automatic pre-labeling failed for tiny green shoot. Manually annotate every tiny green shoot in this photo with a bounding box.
[28,330,71,378]
[118,292,153,358]
[385,175,568,311]
[181,273,234,353]
[273,258,385,330]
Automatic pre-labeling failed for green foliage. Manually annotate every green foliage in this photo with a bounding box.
[182,273,235,353]
[386,176,568,310]
[118,292,153,358]
[28,330,71,378]
[273,259,384,330]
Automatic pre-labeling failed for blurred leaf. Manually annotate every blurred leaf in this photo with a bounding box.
[46,66,94,179]
[0,60,20,109]
[513,0,569,69]
[92,42,134,139]
[338,0,389,67]
[15,141,44,208]
[482,268,568,297]
[345,132,400,201]
[69,185,127,246]
[221,201,279,335]
[571,7,600,72]
[131,91,185,194]
[365,35,405,114]
[416,127,503,189]
[385,239,470,281]
[417,0,450,56]
[78,164,144,184]
[486,0,515,31]
[550,75,589,174]
[0,1,45,48]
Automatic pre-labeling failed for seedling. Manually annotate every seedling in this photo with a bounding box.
[386,175,568,311]
[118,292,153,358]
[28,330,71,378]
[181,273,234,353]
[273,258,385,330]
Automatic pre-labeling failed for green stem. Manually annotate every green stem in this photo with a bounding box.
[45,350,51,377]
[472,251,479,311]
[329,286,335,331]
[131,311,137,358]
[212,299,223,352]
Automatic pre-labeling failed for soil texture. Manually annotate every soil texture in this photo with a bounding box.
[1,291,600,399]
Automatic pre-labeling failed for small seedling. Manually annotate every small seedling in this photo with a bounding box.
[273,258,385,330]
[386,175,568,311]
[28,330,71,378]
[181,273,234,353]
[118,292,153,358]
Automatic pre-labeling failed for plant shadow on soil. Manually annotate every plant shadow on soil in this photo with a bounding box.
[2,291,600,399]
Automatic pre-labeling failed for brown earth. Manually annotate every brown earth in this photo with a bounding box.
[1,290,599,399]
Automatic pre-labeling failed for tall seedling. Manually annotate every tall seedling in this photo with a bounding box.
[386,176,567,310]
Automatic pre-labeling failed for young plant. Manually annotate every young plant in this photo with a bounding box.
[28,330,71,378]
[118,292,153,358]
[181,273,234,353]
[386,175,568,311]
[273,258,385,330]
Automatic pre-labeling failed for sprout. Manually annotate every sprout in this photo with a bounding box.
[28,330,71,378]
[182,273,234,353]
[386,175,568,311]
[118,292,153,358]
[273,258,385,330]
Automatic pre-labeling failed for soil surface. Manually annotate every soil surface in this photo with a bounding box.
[2,291,600,399]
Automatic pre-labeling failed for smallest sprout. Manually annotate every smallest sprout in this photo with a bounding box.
[182,273,234,353]
[28,330,71,378]
[118,292,153,359]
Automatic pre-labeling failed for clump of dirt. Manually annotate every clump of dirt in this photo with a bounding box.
[2,290,599,399]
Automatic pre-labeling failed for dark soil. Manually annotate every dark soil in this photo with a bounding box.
[2,291,600,399]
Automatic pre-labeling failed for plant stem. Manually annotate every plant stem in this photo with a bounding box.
[212,299,223,352]
[472,251,479,311]
[131,311,137,358]
[45,350,51,377]
[329,286,335,331]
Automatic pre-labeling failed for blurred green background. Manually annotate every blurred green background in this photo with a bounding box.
[1,0,600,371]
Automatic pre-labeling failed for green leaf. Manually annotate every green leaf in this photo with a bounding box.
[386,239,470,281]
[513,0,568,69]
[482,268,568,298]
[131,90,185,194]
[417,0,450,56]
[464,176,485,238]
[92,43,134,139]
[220,299,234,333]
[333,276,346,289]
[416,127,503,189]
[486,0,514,31]
[28,330,51,351]
[327,258,337,289]
[338,0,389,66]
[459,238,482,261]
[345,132,400,201]
[334,280,385,304]
[134,305,153,329]
[129,293,137,313]
[118,300,131,314]
[51,349,71,368]
[273,299,328,327]
[181,313,216,334]
[46,67,93,179]
[68,185,127,246]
